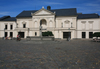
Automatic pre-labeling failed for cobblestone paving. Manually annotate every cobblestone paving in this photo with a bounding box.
[0,39,100,69]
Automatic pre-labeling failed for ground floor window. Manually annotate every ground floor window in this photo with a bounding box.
[82,32,86,38]
[63,32,71,38]
[89,32,93,38]
[5,32,7,37]
[35,32,37,36]
[10,32,13,37]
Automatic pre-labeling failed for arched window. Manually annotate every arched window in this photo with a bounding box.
[49,20,52,27]
[40,19,47,28]
[34,21,37,28]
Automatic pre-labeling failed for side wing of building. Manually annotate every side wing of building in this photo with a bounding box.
[0,16,17,38]
[77,14,100,39]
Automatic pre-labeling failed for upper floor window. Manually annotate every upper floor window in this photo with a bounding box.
[5,25,7,30]
[49,20,53,27]
[81,21,86,29]
[23,24,26,28]
[22,21,26,28]
[10,25,13,30]
[82,23,86,29]
[88,21,93,29]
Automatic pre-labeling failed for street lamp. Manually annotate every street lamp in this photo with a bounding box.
[40,25,42,37]
[28,28,30,36]
[68,28,70,41]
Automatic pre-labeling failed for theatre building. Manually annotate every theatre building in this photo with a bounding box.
[0,6,100,39]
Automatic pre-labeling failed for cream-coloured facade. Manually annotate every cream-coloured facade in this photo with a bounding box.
[77,18,100,39]
[0,7,100,39]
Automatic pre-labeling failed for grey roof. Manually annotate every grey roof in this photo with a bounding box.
[16,10,37,18]
[16,8,77,18]
[77,14,99,19]
[0,16,10,20]
[0,16,16,21]
[51,8,77,16]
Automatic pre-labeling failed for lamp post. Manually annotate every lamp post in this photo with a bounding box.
[68,28,70,41]
[40,25,42,37]
[28,28,30,36]
[4,28,5,40]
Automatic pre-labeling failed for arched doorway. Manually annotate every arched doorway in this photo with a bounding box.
[40,19,47,29]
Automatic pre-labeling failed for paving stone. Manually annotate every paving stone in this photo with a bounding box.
[0,39,100,69]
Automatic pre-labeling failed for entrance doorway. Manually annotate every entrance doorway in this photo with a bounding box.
[63,32,71,38]
[18,32,24,38]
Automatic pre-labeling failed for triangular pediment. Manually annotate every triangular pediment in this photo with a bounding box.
[31,8,55,15]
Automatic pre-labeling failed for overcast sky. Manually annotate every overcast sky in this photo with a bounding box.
[0,0,100,17]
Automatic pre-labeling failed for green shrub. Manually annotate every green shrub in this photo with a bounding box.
[92,32,100,37]
[42,31,54,36]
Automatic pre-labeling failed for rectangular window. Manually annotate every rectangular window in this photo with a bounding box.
[89,32,93,38]
[89,23,93,29]
[10,25,13,30]
[23,24,26,28]
[35,32,37,36]
[10,32,13,37]
[82,23,85,29]
[5,25,7,30]
[5,32,7,37]
[82,32,86,38]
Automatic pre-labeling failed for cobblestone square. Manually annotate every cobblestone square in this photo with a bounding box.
[0,39,100,69]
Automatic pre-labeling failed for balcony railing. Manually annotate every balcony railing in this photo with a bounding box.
[15,27,76,31]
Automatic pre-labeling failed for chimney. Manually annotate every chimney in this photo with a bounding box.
[47,6,51,10]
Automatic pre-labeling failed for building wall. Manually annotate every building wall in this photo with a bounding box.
[77,18,100,39]
[55,16,77,39]
[0,8,100,39]
[0,17,100,39]
[0,21,17,38]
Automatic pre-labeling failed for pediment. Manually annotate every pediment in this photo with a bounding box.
[31,8,55,16]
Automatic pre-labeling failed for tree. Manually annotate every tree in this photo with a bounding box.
[92,32,100,38]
